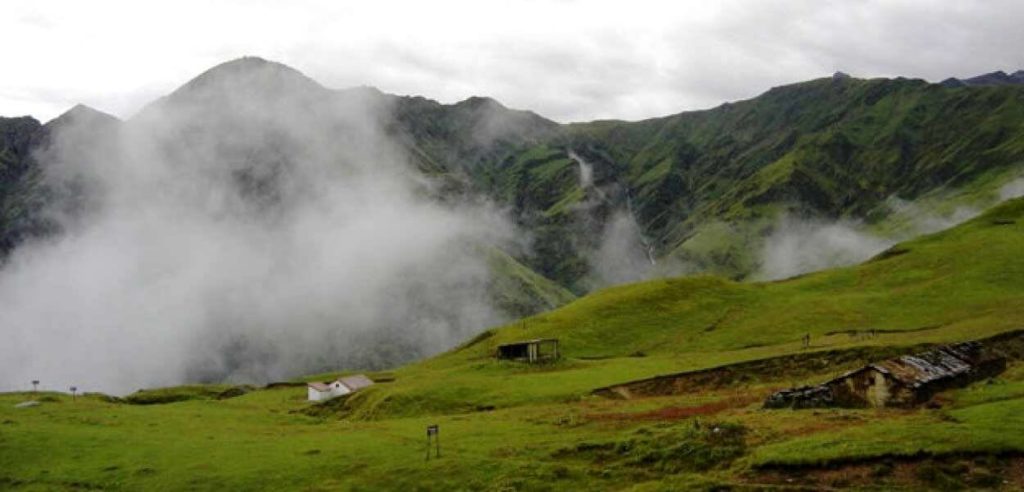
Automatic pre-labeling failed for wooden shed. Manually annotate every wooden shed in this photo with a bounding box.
[496,338,560,363]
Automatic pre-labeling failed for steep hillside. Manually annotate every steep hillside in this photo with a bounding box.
[0,106,121,257]
[478,75,1024,286]
[389,94,559,175]
[346,197,1024,419]
[0,115,44,255]
[578,76,1024,231]
[484,247,577,318]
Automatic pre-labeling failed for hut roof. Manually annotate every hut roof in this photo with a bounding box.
[338,374,374,391]
[869,342,986,387]
[827,342,991,388]
[497,338,558,348]
[307,375,374,393]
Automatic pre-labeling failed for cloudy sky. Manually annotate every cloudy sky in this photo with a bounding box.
[2,0,1023,123]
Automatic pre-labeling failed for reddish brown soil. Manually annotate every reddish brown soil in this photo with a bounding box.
[587,395,761,422]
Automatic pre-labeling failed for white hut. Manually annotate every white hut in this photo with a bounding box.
[306,374,375,402]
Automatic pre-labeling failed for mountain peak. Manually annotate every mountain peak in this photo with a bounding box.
[456,96,506,109]
[166,56,325,101]
[194,56,305,79]
[45,104,120,128]
[132,57,327,121]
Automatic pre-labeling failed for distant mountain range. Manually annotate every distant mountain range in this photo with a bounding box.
[3,58,1024,302]
[941,70,1024,87]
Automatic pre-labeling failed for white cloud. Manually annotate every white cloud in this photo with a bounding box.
[1001,178,1024,201]
[0,62,516,393]
[3,0,1024,122]
[757,216,894,281]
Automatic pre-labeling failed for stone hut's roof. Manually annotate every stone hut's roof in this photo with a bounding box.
[871,344,980,387]
[308,375,374,392]
[833,341,989,388]
[338,375,374,391]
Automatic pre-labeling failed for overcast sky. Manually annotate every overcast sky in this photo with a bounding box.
[2,0,1023,123]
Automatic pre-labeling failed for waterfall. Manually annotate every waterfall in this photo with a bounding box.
[568,148,656,267]
[625,191,657,266]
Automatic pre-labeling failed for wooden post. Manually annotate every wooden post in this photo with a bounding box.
[31,380,39,393]
[426,425,440,460]
[70,386,77,401]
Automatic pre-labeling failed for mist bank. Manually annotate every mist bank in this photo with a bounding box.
[0,60,517,394]
[754,182,1024,281]
[571,177,1012,288]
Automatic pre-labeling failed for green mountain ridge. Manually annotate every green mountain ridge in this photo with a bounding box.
[492,75,1024,285]
[2,59,1024,312]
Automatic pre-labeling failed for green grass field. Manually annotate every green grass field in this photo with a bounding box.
[2,198,1024,490]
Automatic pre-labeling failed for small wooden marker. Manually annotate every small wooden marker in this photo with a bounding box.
[426,424,440,460]
[70,386,77,401]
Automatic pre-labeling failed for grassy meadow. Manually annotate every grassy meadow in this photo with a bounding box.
[2,198,1024,490]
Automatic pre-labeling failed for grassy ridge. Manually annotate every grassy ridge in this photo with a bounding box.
[338,198,1024,420]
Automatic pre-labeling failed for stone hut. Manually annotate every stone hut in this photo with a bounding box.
[306,374,375,402]
[765,341,1006,409]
